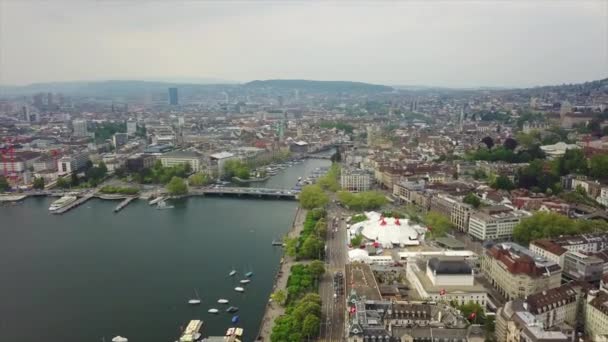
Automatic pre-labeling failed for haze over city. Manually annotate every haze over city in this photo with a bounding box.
[1,1,606,87]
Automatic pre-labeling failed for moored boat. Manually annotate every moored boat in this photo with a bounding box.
[228,270,237,277]
[234,287,244,292]
[208,308,219,314]
[188,288,201,305]
[239,279,251,284]
[245,271,254,278]
[226,306,239,313]
[218,299,229,304]
[49,196,78,211]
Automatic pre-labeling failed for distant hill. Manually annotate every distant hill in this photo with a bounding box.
[244,79,393,93]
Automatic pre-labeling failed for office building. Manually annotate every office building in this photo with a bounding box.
[112,133,129,148]
[169,87,179,105]
[126,120,137,136]
[430,194,473,232]
[57,151,90,175]
[467,206,529,241]
[160,150,203,172]
[340,168,371,192]
[72,119,88,137]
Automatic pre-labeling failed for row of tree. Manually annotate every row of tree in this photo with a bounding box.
[337,191,387,211]
[118,161,191,184]
[513,211,608,244]
[271,292,323,341]
[99,185,139,195]
[223,160,250,180]
[285,209,326,260]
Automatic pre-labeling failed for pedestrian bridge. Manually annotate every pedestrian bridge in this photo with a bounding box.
[191,187,298,200]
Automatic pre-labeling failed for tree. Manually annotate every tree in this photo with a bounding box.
[166,176,188,195]
[70,173,79,187]
[98,161,108,175]
[271,290,287,306]
[555,149,588,176]
[301,314,320,338]
[425,212,453,239]
[589,154,608,180]
[492,175,515,191]
[33,177,45,190]
[299,185,328,209]
[284,237,298,257]
[0,176,9,192]
[300,235,323,259]
[350,233,364,247]
[189,172,209,186]
[337,191,387,210]
[309,260,325,279]
[56,177,70,189]
[503,137,518,150]
[481,136,494,149]
[513,212,579,244]
[463,193,481,208]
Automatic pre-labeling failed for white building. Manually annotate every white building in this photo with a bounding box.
[57,151,90,175]
[468,207,530,241]
[126,120,137,135]
[598,187,608,207]
[159,150,203,172]
[349,211,426,248]
[340,168,371,192]
[540,142,579,159]
[72,119,88,137]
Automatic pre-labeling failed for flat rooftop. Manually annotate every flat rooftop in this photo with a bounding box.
[346,263,382,301]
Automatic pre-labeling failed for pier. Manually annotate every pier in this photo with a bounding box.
[114,197,137,213]
[190,187,298,200]
[51,194,94,214]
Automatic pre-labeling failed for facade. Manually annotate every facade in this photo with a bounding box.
[467,206,529,241]
[72,119,87,137]
[125,154,156,172]
[562,251,603,283]
[340,168,371,192]
[209,151,237,177]
[393,179,425,203]
[496,300,570,342]
[430,194,473,232]
[585,290,608,340]
[126,120,137,135]
[168,87,178,105]
[406,257,487,306]
[482,243,562,301]
[159,150,202,172]
[57,151,90,175]
[112,133,128,148]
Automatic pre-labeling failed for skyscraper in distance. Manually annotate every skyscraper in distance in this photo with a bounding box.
[168,88,178,105]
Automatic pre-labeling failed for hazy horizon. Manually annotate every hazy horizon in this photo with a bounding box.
[1,1,606,88]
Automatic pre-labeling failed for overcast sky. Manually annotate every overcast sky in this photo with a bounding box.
[1,1,606,87]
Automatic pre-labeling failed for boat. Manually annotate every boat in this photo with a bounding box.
[226,306,239,313]
[298,177,302,181]
[208,308,219,314]
[148,196,165,205]
[48,196,78,211]
[239,279,251,284]
[234,287,245,292]
[218,299,229,304]
[229,270,237,277]
[188,288,201,305]
[156,199,174,210]
[111,337,128,342]
[231,315,239,324]
[245,271,254,278]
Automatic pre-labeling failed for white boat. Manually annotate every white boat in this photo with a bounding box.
[234,287,245,292]
[156,200,174,210]
[148,197,165,205]
[208,308,219,314]
[298,177,302,181]
[240,279,251,284]
[49,196,77,211]
[188,288,201,305]
[112,337,128,342]
[229,270,237,277]
[218,299,229,304]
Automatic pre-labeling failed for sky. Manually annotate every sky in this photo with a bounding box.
[0,1,607,87]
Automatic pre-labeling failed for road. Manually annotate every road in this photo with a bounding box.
[319,203,347,341]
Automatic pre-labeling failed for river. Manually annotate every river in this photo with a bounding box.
[0,158,330,342]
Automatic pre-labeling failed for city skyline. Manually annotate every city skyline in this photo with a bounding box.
[1,1,606,87]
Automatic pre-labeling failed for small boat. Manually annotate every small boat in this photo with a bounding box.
[112,337,128,342]
[156,200,174,210]
[226,306,239,313]
[234,287,245,292]
[231,315,239,324]
[240,279,251,284]
[188,288,201,305]
[245,272,254,278]
[208,308,219,314]
[148,197,164,205]
[298,177,302,181]
[229,270,237,277]
[218,299,229,304]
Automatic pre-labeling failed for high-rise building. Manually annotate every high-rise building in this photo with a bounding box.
[168,87,179,105]
[112,133,129,148]
[72,119,88,137]
[126,120,137,136]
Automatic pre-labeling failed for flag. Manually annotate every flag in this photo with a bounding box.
[349,306,357,314]
[469,312,476,320]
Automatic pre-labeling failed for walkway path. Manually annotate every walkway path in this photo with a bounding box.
[256,207,308,341]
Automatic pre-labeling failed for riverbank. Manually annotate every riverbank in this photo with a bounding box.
[256,206,308,341]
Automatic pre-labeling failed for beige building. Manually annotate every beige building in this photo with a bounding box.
[482,243,562,301]
[340,168,371,192]
[430,194,473,232]
[159,150,203,172]
[467,206,529,241]
[586,290,608,340]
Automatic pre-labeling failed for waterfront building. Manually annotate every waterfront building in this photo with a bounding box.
[159,150,203,172]
[57,151,90,175]
[168,87,178,105]
[126,154,156,172]
[209,151,237,177]
[406,257,487,306]
[0,151,41,174]
[481,243,562,301]
[467,206,529,241]
[72,119,88,137]
[340,167,371,192]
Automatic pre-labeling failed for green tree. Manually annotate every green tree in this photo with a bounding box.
[284,237,298,257]
[301,314,320,338]
[189,172,209,186]
[33,177,45,190]
[0,175,9,192]
[70,173,79,187]
[166,176,188,195]
[56,177,70,189]
[309,260,325,279]
[300,235,323,259]
[299,185,329,209]
[589,154,608,180]
[463,193,481,208]
[338,191,387,210]
[425,212,453,239]
[513,212,579,244]
[350,233,364,246]
[555,149,588,176]
[492,175,515,191]
[271,289,287,306]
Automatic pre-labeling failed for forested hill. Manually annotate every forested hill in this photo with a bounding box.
[244,79,393,93]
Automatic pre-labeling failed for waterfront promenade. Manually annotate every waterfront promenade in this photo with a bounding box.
[256,206,308,341]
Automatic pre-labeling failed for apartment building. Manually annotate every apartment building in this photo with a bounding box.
[340,167,372,192]
[585,290,608,340]
[430,194,473,232]
[482,243,562,301]
[467,206,529,241]
[393,179,425,203]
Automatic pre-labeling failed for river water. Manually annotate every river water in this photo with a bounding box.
[0,158,330,342]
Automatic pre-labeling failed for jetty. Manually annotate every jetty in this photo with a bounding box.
[114,197,137,213]
[51,194,94,214]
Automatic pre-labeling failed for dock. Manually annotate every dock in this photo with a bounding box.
[0,194,28,202]
[114,197,137,213]
[51,194,94,214]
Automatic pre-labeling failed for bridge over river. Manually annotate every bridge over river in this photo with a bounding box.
[189,187,298,200]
